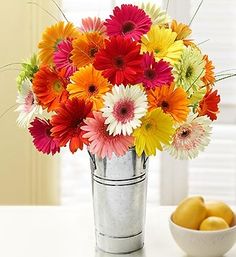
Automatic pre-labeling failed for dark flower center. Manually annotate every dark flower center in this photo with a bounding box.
[114,56,125,69]
[89,47,98,58]
[186,66,193,78]
[122,21,136,34]
[88,84,97,94]
[120,107,128,115]
[45,127,52,137]
[145,123,152,130]
[144,69,156,80]
[181,129,191,138]
[161,101,169,110]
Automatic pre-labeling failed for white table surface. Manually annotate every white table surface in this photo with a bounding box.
[0,203,236,257]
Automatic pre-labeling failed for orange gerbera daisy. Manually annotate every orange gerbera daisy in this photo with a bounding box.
[171,19,193,47]
[198,89,220,121]
[201,55,215,89]
[38,21,80,65]
[67,64,111,110]
[147,84,190,122]
[33,66,68,112]
[71,32,105,68]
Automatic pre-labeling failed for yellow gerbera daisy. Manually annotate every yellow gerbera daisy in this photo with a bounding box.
[38,21,80,65]
[141,25,184,65]
[140,3,170,26]
[133,108,175,156]
[67,64,111,111]
[71,32,105,68]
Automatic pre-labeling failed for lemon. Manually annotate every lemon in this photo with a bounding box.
[172,196,207,230]
[205,201,234,225]
[200,216,229,231]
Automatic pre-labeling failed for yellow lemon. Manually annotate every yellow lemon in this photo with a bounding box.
[172,196,207,230]
[200,216,229,231]
[205,201,234,226]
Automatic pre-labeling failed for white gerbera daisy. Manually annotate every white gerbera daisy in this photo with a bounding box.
[102,85,148,136]
[175,46,206,94]
[140,2,170,26]
[15,79,42,127]
[166,115,212,159]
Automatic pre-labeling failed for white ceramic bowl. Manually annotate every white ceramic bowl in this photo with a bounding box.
[169,213,236,257]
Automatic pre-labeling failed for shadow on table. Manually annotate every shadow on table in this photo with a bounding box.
[95,248,146,257]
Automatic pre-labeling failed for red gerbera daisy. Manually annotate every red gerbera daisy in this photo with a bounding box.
[29,117,60,155]
[32,66,68,112]
[104,4,151,40]
[138,53,174,90]
[93,36,142,85]
[50,98,93,153]
[198,89,220,121]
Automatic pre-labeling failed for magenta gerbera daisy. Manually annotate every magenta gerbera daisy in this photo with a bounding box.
[29,117,60,155]
[104,4,152,40]
[82,112,134,159]
[138,53,174,90]
[53,38,77,78]
[93,36,143,85]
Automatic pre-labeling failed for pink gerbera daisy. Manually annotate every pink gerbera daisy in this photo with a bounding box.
[104,4,152,40]
[139,53,174,90]
[93,36,143,85]
[53,38,77,78]
[82,112,134,159]
[80,17,106,34]
[29,117,60,155]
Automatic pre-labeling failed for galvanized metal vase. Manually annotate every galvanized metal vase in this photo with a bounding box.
[89,148,148,254]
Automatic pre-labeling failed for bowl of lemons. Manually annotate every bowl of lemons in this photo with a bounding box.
[169,196,236,257]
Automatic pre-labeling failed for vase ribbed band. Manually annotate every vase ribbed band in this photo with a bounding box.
[90,148,148,254]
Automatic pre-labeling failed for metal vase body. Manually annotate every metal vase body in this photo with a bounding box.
[90,148,148,254]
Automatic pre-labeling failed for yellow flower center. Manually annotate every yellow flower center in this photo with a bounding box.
[53,81,63,93]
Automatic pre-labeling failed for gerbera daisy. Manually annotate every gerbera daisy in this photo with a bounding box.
[32,66,68,112]
[93,36,143,85]
[80,17,106,34]
[133,108,175,156]
[166,115,212,159]
[82,112,134,159]
[29,117,60,155]
[102,85,147,136]
[38,21,79,65]
[171,19,193,46]
[138,53,174,90]
[17,54,39,92]
[175,46,206,93]
[198,89,220,121]
[201,55,215,89]
[104,4,151,41]
[50,98,93,153]
[71,32,105,68]
[141,25,184,65]
[67,64,111,111]
[147,84,190,123]
[15,79,42,127]
[53,38,77,78]
[140,2,170,26]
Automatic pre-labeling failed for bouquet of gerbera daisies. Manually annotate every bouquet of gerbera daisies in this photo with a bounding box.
[16,3,221,160]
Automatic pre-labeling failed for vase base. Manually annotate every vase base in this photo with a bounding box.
[95,230,144,254]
